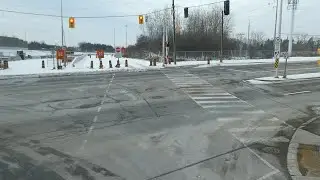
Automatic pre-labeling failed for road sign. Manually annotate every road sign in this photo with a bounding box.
[274,51,279,57]
[56,49,65,60]
[115,47,122,58]
[275,37,281,52]
[96,50,104,59]
[274,58,279,69]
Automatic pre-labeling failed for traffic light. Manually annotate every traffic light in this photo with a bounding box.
[138,15,144,24]
[224,0,230,15]
[69,17,75,28]
[184,7,188,18]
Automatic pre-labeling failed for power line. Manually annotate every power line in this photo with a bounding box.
[0,1,225,19]
[0,7,171,19]
[186,0,224,8]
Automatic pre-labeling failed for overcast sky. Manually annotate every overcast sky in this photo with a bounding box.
[0,0,318,47]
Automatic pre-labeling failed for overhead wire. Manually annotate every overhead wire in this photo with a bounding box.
[0,1,225,19]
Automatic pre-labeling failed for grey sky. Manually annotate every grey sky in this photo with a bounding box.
[0,0,318,47]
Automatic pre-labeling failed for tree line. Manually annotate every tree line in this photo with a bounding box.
[0,36,115,52]
[127,5,320,58]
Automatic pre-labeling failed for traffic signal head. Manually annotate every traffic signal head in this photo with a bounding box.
[184,7,188,18]
[138,15,144,24]
[69,17,75,28]
[224,0,230,15]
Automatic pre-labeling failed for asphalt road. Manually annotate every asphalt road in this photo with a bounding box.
[0,61,319,180]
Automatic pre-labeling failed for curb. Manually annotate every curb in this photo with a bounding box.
[287,117,320,178]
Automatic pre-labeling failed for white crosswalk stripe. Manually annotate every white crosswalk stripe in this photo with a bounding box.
[164,71,290,145]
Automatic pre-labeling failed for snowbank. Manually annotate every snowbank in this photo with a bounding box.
[246,72,320,84]
[195,56,320,68]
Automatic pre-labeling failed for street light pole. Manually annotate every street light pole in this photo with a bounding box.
[275,0,284,78]
[125,25,128,48]
[273,0,279,52]
[172,0,176,65]
[288,0,298,57]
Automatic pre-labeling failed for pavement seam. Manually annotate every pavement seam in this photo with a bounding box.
[287,116,320,178]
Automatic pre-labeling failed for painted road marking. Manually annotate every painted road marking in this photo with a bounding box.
[165,71,284,179]
[229,126,284,133]
[78,73,115,153]
[284,91,311,96]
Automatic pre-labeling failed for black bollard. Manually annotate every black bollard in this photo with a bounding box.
[3,60,8,69]
[153,59,156,66]
[109,60,112,68]
[99,60,103,69]
[150,59,152,66]
[42,60,45,68]
[90,61,93,69]
[125,59,128,67]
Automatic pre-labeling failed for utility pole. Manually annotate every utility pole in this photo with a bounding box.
[288,0,298,57]
[125,25,128,48]
[247,19,250,58]
[172,0,177,65]
[113,28,116,49]
[273,0,279,53]
[220,11,224,63]
[275,0,284,78]
[60,0,66,67]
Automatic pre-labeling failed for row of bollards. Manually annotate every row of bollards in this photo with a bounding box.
[0,60,9,69]
[90,59,129,69]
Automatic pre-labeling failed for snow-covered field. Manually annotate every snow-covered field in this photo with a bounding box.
[247,72,320,84]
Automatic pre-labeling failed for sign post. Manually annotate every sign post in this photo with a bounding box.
[56,49,65,69]
[274,37,281,78]
[283,52,288,78]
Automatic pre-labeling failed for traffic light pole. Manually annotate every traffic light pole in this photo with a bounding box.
[60,0,66,67]
[220,10,224,63]
[172,0,177,65]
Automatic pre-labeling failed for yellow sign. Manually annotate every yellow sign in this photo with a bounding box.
[317,60,320,66]
[274,58,279,68]
[317,48,320,55]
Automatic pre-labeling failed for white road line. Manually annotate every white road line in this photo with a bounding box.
[93,116,98,123]
[228,126,283,133]
[88,126,94,134]
[257,170,280,180]
[195,100,241,103]
[284,91,311,96]
[217,117,242,122]
[202,104,249,109]
[194,96,237,100]
[237,136,289,144]
[190,93,231,96]
[100,100,104,105]
[97,107,101,112]
[211,110,265,114]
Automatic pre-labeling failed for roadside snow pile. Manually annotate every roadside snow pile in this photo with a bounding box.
[246,72,320,84]
[196,56,320,68]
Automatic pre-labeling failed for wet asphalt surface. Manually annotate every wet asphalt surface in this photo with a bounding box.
[0,61,319,180]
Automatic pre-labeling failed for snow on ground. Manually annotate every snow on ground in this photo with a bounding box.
[0,54,163,77]
[247,72,320,84]
[1,55,319,78]
[195,56,320,68]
